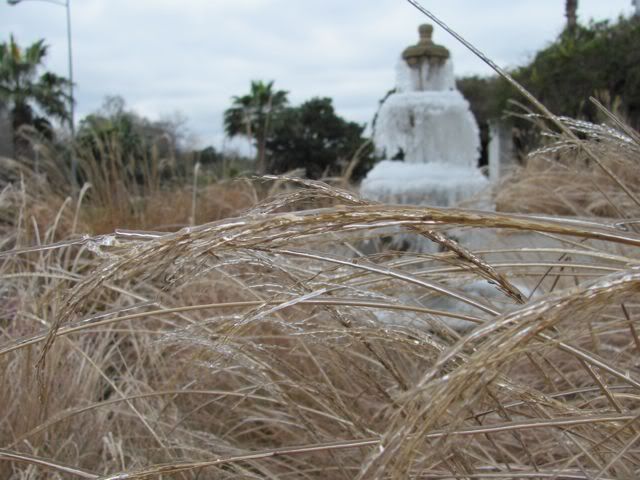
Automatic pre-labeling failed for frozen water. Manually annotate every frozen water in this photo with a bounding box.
[373,91,480,169]
[396,57,456,93]
[362,28,487,210]
[372,55,480,171]
[361,160,487,207]
[372,280,534,332]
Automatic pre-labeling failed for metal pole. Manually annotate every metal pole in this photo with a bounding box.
[65,0,77,191]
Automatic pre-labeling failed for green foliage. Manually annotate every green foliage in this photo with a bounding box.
[194,146,254,180]
[266,97,373,180]
[224,83,373,180]
[76,96,186,184]
[0,35,70,149]
[456,76,504,128]
[458,16,640,154]
[224,80,288,174]
[457,76,512,165]
[197,146,222,166]
[78,97,143,157]
[512,21,620,122]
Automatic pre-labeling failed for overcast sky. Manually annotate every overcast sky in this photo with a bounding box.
[2,0,635,150]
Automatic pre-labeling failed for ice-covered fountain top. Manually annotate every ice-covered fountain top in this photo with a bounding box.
[403,24,449,63]
[400,24,453,92]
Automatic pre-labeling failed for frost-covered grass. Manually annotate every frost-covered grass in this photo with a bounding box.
[3,140,640,477]
[3,6,640,479]
[496,115,640,217]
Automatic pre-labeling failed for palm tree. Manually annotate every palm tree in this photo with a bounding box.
[565,0,578,35]
[224,80,288,175]
[0,35,70,154]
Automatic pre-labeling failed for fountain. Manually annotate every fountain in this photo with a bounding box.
[361,24,488,207]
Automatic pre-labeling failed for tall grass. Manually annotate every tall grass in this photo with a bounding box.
[496,113,640,217]
[3,7,640,480]
[3,157,640,478]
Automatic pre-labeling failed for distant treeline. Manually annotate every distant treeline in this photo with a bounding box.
[457,15,640,156]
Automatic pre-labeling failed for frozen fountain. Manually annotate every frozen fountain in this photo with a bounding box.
[361,24,488,206]
[359,26,511,330]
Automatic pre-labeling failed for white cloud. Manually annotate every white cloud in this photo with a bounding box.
[1,0,635,147]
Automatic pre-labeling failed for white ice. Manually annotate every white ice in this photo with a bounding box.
[395,57,456,93]
[363,52,486,209]
[360,160,488,207]
[373,91,480,169]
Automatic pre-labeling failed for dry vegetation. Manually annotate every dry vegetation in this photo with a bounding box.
[4,10,640,480]
[496,114,640,217]
[3,120,640,478]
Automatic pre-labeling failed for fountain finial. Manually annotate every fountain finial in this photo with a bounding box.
[402,24,450,66]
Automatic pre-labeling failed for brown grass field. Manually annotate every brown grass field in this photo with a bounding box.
[3,8,640,480]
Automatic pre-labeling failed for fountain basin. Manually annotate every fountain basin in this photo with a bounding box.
[361,160,488,206]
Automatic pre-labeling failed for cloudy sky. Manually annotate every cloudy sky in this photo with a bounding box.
[2,0,635,150]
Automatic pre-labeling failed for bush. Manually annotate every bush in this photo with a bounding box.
[459,16,640,154]
[266,97,374,180]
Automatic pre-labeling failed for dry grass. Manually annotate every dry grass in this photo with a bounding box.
[2,159,640,478]
[3,5,640,479]
[81,181,259,234]
[496,116,640,217]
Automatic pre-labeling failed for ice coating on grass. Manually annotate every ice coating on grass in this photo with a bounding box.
[85,234,117,257]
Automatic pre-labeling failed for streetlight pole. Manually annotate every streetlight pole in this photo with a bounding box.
[7,0,76,190]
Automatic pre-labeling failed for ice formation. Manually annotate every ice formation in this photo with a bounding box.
[363,160,487,207]
[361,24,488,207]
